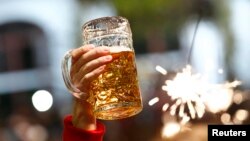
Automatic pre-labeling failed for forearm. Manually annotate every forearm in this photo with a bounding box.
[72,96,96,130]
[62,96,105,141]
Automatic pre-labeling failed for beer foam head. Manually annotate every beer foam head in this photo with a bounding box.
[109,46,132,53]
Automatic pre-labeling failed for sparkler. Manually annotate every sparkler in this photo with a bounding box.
[148,13,241,124]
[146,15,245,140]
[149,64,241,123]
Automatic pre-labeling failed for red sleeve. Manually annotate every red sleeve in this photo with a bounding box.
[62,115,105,141]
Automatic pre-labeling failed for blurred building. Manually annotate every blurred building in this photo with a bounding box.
[0,0,116,113]
[0,0,78,105]
[229,0,250,89]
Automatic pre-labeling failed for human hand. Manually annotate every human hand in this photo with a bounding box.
[70,44,113,98]
[69,44,113,130]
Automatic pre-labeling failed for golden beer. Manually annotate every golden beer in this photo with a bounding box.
[87,47,143,120]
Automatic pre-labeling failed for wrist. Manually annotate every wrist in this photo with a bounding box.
[72,96,96,130]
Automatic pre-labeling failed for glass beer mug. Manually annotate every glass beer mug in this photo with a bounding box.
[61,16,143,120]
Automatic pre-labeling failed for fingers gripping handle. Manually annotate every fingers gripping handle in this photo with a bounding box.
[61,50,82,95]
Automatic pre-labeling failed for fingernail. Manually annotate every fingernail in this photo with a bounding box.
[89,44,95,48]
[99,65,106,70]
[105,55,112,61]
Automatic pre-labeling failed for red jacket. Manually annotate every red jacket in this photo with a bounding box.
[63,115,105,141]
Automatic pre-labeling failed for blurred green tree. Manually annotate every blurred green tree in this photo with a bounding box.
[112,0,192,53]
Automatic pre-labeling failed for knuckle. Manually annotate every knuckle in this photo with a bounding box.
[82,64,89,72]
[80,75,89,85]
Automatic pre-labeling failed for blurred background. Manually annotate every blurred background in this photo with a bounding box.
[0,0,249,141]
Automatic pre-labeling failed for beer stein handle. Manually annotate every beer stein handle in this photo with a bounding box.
[61,50,82,95]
